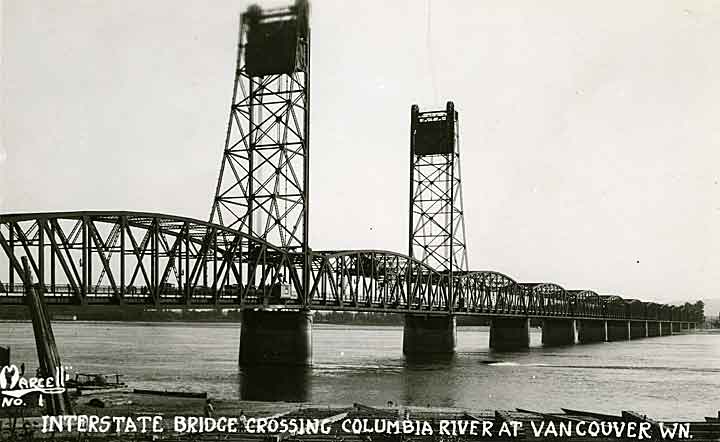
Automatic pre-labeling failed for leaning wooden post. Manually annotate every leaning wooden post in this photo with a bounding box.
[0,346,9,367]
[22,256,73,415]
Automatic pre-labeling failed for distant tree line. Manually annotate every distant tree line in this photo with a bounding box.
[0,306,490,325]
[4,303,707,327]
[0,306,241,322]
[313,311,401,325]
[312,312,492,326]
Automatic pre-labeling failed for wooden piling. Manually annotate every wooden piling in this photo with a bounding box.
[0,346,9,366]
[22,256,73,415]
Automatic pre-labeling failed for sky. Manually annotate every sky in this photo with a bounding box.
[1,0,718,304]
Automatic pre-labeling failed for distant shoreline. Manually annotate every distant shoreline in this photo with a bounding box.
[0,305,492,325]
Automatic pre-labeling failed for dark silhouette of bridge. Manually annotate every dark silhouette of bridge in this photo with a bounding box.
[0,1,702,365]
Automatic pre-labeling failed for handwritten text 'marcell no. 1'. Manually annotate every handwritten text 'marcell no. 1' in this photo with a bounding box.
[0,365,70,407]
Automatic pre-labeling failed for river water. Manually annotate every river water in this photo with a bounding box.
[1,321,717,420]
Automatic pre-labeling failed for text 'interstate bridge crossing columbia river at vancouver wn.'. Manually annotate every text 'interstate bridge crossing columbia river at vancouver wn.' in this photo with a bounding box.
[0,0,714,422]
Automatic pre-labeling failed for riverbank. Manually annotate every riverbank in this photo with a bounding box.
[2,391,719,441]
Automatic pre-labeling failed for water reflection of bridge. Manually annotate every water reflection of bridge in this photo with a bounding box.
[0,1,702,366]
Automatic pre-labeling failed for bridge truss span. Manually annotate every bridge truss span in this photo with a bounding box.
[568,290,604,318]
[0,213,703,322]
[521,283,573,317]
[306,249,451,312]
[0,211,305,307]
[455,270,520,314]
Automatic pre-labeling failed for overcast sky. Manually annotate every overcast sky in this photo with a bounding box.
[2,0,718,304]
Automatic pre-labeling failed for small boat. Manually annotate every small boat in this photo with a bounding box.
[67,372,127,395]
[53,314,77,321]
[77,386,131,396]
[132,389,207,399]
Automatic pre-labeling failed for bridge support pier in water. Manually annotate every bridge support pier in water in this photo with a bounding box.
[646,321,660,337]
[239,309,313,366]
[629,320,646,339]
[606,320,629,341]
[403,314,456,356]
[577,320,606,344]
[541,319,576,346]
[490,318,529,351]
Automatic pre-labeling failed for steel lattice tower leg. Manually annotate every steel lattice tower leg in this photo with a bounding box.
[404,102,466,356]
[408,101,468,275]
[209,1,310,301]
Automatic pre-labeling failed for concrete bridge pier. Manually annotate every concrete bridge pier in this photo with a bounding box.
[606,320,629,341]
[577,320,606,344]
[646,321,660,337]
[239,309,313,366]
[490,317,530,351]
[403,314,456,356]
[629,320,646,339]
[541,319,576,346]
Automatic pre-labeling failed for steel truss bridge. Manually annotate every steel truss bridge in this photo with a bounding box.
[0,1,702,326]
[0,212,701,323]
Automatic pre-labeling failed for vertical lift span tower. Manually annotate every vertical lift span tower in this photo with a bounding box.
[404,102,469,356]
[210,1,313,365]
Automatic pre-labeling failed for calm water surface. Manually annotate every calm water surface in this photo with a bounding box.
[1,321,717,420]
